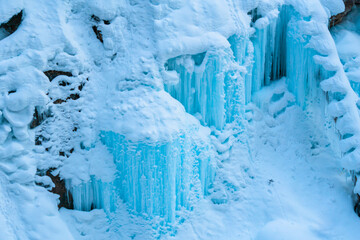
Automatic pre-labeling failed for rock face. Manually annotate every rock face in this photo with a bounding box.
[46,168,74,209]
[330,0,360,27]
[0,10,23,35]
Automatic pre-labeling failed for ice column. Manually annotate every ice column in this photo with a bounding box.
[164,48,245,129]
[243,7,289,102]
[99,131,214,223]
[285,12,323,108]
[65,178,114,212]
[228,35,253,104]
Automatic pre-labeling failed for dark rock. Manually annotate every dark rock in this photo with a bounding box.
[44,70,73,82]
[0,10,23,36]
[355,194,360,216]
[30,107,51,129]
[59,81,71,86]
[92,25,103,43]
[91,14,100,23]
[352,173,360,216]
[35,135,49,146]
[53,93,80,104]
[69,93,80,100]
[78,82,85,91]
[330,0,360,27]
[53,99,66,104]
[46,168,74,209]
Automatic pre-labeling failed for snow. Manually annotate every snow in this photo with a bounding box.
[255,219,321,240]
[320,0,345,16]
[332,7,360,87]
[1,0,360,239]
[166,82,360,239]
[0,0,24,23]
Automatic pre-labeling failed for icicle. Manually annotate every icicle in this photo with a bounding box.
[97,131,214,223]
[284,6,328,109]
[164,47,245,129]
[228,35,253,104]
[65,177,114,212]
[245,6,288,102]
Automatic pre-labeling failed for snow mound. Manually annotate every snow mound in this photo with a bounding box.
[256,220,320,240]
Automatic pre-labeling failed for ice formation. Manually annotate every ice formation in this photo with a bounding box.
[2,0,360,239]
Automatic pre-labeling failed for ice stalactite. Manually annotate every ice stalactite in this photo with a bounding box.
[234,6,289,104]
[248,5,333,114]
[245,2,360,176]
[164,48,245,130]
[65,178,114,212]
[99,131,214,223]
[162,44,251,209]
[250,8,279,94]
[62,77,216,223]
[284,7,328,109]
[228,35,253,104]
[275,2,360,205]
[58,0,360,228]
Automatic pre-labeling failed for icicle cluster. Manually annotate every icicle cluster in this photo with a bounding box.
[64,0,360,226]
[164,48,245,129]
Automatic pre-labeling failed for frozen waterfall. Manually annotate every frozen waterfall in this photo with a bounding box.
[64,0,360,228]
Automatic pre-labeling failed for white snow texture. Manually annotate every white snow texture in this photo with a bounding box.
[1,0,360,239]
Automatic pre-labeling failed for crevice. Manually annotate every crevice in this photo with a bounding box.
[270,92,285,102]
[192,52,207,66]
[342,133,354,139]
[248,8,262,26]
[330,92,347,101]
[345,147,356,155]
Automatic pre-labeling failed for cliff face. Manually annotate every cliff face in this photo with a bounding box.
[330,0,360,27]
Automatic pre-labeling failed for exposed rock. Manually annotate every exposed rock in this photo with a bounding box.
[53,99,66,104]
[59,80,71,86]
[354,194,360,216]
[44,70,73,82]
[92,25,103,43]
[90,14,111,43]
[330,0,360,27]
[46,168,74,209]
[91,14,101,23]
[35,135,48,146]
[53,93,80,104]
[78,82,85,91]
[69,93,80,100]
[0,10,23,36]
[30,107,51,129]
